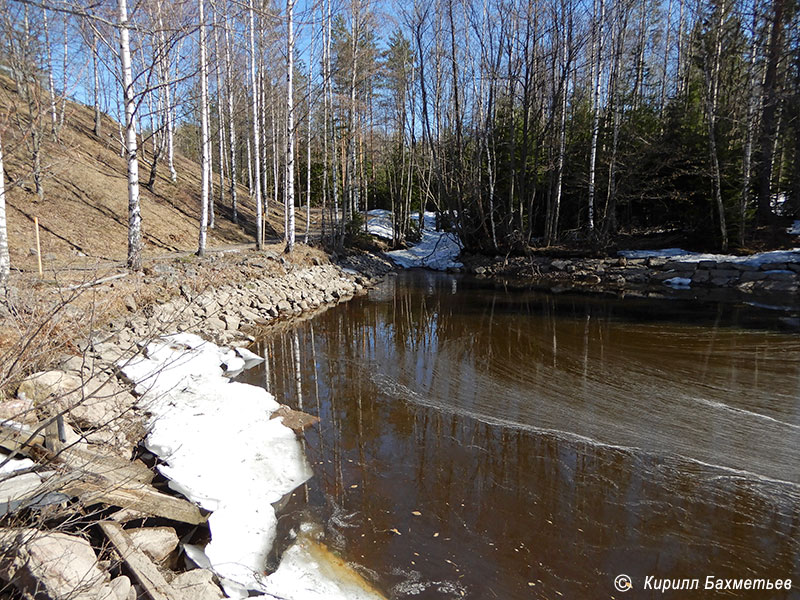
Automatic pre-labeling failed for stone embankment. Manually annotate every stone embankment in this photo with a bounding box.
[461,253,800,300]
[0,248,394,600]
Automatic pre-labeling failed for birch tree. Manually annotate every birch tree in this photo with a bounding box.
[0,131,8,285]
[119,0,143,271]
[285,0,296,252]
[198,0,211,256]
[249,0,264,249]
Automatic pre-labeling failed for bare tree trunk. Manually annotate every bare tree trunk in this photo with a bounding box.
[587,0,604,235]
[164,26,177,183]
[92,32,101,137]
[546,5,570,245]
[198,0,210,256]
[58,13,68,133]
[119,0,143,270]
[285,0,296,253]
[703,0,729,250]
[0,132,8,285]
[347,0,360,224]
[249,0,264,250]
[659,0,673,116]
[305,19,315,244]
[740,0,760,245]
[756,0,785,224]
[42,7,59,138]
[223,14,238,222]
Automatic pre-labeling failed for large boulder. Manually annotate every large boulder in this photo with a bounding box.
[171,569,225,600]
[0,528,126,600]
[126,527,179,563]
[17,371,136,430]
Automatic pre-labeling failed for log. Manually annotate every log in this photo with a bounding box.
[0,424,204,524]
[99,521,179,600]
[64,477,206,525]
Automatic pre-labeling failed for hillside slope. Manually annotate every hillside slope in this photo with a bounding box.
[1,75,292,275]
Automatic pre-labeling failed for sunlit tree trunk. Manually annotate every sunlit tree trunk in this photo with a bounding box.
[285,0,296,252]
[223,15,238,222]
[92,32,101,137]
[42,7,58,138]
[249,0,264,249]
[119,0,142,270]
[0,132,8,285]
[198,0,210,256]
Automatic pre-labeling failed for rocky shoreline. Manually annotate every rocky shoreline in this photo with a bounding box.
[460,251,800,306]
[0,247,395,600]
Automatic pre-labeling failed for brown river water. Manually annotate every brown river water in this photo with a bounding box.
[239,271,800,599]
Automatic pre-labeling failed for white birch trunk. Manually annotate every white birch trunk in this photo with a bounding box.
[248,0,264,249]
[305,19,315,244]
[119,0,143,270]
[59,13,68,132]
[223,15,238,222]
[92,32,101,137]
[213,9,225,225]
[285,0,296,252]
[587,0,604,234]
[198,0,210,256]
[0,133,8,285]
[42,7,59,137]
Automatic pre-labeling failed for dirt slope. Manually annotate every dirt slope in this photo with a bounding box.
[1,74,296,275]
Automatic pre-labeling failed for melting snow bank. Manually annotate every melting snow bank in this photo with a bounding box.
[367,209,463,271]
[120,333,384,600]
[619,247,800,266]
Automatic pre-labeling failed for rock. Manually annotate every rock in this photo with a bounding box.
[123,295,137,313]
[127,527,179,563]
[474,266,486,275]
[740,270,767,282]
[17,370,135,430]
[0,397,36,425]
[206,317,226,330]
[664,261,697,272]
[221,314,240,331]
[691,269,710,283]
[581,274,601,285]
[764,270,795,281]
[0,528,118,600]
[110,576,132,600]
[550,259,568,271]
[759,262,787,271]
[171,569,225,600]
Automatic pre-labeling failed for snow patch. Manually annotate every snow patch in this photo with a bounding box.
[119,334,311,596]
[367,210,463,271]
[788,220,800,236]
[619,247,800,266]
[663,277,692,289]
[119,334,385,599]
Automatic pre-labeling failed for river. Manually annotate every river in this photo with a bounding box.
[239,270,800,599]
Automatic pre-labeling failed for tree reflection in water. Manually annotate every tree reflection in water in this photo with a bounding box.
[240,271,800,599]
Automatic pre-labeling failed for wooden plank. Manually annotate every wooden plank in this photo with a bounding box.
[0,424,52,461]
[99,521,179,600]
[64,477,206,525]
[0,424,204,524]
[0,423,152,484]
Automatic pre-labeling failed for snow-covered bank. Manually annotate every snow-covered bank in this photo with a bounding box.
[367,209,463,271]
[121,334,383,599]
[618,247,800,266]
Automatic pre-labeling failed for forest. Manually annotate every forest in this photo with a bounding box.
[0,0,798,282]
